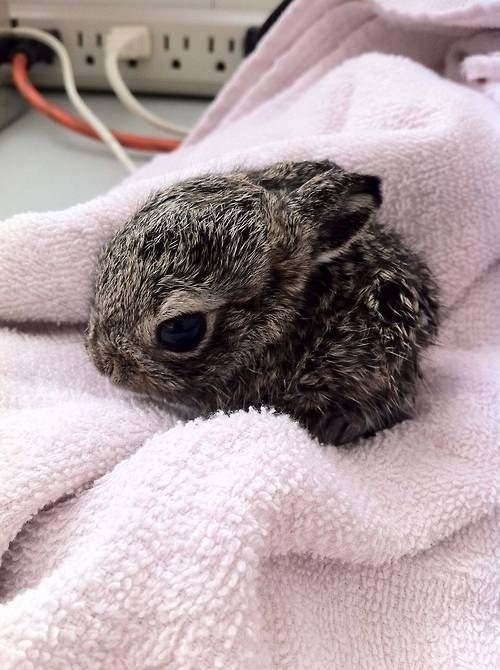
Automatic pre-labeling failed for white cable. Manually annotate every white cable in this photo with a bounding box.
[0,26,135,173]
[104,26,189,137]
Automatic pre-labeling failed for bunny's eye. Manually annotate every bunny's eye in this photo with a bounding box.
[156,312,207,353]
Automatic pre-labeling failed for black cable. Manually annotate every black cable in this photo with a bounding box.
[244,0,295,56]
[0,30,60,66]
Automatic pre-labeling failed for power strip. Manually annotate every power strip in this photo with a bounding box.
[3,1,275,96]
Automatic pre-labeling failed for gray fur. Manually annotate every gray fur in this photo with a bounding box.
[86,161,439,445]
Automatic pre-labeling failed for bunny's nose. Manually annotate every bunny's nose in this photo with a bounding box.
[110,359,124,384]
[109,355,134,385]
[87,337,138,387]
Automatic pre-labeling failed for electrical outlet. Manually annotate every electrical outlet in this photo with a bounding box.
[3,1,276,96]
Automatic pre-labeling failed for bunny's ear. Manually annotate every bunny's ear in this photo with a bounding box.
[287,169,382,262]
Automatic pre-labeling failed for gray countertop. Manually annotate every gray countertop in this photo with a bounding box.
[0,91,209,219]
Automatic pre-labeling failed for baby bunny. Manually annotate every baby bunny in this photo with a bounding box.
[86,160,439,445]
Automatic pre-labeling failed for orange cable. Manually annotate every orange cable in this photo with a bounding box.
[11,52,181,153]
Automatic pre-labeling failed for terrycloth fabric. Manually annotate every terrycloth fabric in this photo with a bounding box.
[1,1,500,668]
[444,30,500,104]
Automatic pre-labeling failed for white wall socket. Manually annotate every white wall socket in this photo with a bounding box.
[5,1,276,96]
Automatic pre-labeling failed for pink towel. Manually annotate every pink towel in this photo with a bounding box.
[1,1,499,667]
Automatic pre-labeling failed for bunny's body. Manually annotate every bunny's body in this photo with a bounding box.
[87,161,439,445]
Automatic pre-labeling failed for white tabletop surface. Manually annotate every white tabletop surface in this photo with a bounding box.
[0,91,209,220]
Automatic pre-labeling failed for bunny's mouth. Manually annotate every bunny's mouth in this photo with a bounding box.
[109,358,132,386]
[91,348,140,389]
[110,362,150,391]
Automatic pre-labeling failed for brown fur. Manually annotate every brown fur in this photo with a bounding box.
[86,161,439,445]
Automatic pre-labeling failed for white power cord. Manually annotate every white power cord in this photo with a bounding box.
[104,26,189,137]
[0,26,135,173]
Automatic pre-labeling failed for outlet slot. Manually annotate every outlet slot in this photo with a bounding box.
[208,36,214,53]
[127,59,138,68]
[85,54,94,65]
[163,35,169,50]
[215,61,226,72]
[183,36,190,50]
[77,31,83,47]
[171,58,181,69]
[228,38,235,52]
[96,33,102,48]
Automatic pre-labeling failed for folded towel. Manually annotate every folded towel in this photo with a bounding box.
[0,1,499,668]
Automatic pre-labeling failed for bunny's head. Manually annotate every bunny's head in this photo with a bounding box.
[86,161,382,413]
